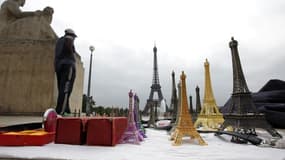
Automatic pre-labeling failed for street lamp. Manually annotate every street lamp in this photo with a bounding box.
[86,45,95,116]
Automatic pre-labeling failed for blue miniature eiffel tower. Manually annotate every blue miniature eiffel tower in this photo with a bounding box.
[134,94,147,138]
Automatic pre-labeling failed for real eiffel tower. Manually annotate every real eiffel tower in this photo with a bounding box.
[170,71,207,146]
[221,37,281,138]
[143,45,167,121]
[194,59,224,130]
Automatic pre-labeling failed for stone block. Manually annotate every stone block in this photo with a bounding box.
[0,39,84,115]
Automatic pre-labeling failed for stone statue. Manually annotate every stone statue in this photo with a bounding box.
[0,0,56,39]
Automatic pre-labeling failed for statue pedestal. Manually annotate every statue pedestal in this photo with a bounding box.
[0,39,84,115]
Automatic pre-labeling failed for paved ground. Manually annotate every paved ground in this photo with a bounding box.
[0,116,42,127]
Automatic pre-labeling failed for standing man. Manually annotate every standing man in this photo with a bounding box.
[54,28,77,115]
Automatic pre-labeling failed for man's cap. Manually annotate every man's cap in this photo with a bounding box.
[64,28,77,37]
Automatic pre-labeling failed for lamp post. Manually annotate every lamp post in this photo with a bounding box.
[86,45,95,116]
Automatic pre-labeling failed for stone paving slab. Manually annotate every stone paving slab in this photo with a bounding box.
[0,116,42,127]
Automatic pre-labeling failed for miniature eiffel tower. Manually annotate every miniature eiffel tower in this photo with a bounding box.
[168,82,181,135]
[194,59,224,130]
[189,95,193,113]
[170,71,178,122]
[119,90,142,144]
[195,86,202,114]
[134,94,147,138]
[170,71,207,146]
[189,95,197,122]
[222,37,281,138]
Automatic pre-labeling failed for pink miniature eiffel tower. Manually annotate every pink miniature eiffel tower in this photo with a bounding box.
[119,90,141,144]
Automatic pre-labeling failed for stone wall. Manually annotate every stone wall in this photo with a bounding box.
[70,54,84,113]
[0,39,84,115]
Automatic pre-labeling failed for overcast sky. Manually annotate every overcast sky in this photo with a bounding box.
[6,0,285,109]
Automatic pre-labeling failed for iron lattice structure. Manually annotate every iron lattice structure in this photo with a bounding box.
[170,71,207,146]
[143,45,167,126]
[194,59,224,130]
[169,71,178,122]
[222,37,281,138]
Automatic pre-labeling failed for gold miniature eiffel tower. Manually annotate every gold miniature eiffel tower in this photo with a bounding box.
[170,71,207,146]
[194,59,224,130]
